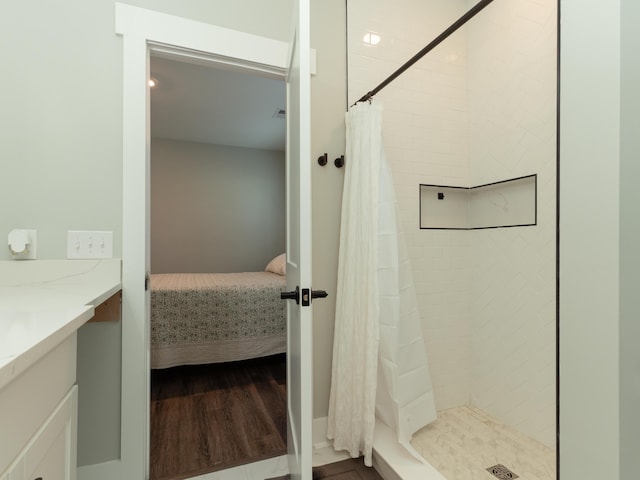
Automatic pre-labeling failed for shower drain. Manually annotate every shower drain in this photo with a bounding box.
[486,464,519,479]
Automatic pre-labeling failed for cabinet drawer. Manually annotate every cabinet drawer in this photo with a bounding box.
[4,386,77,480]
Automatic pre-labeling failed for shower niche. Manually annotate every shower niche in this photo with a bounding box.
[420,174,537,230]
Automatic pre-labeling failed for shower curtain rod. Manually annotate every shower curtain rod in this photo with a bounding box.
[354,0,496,105]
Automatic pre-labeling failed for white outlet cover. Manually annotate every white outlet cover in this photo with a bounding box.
[8,229,37,260]
[67,231,113,259]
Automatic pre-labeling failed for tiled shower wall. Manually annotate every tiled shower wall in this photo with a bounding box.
[348,0,473,411]
[466,0,557,448]
[347,0,556,448]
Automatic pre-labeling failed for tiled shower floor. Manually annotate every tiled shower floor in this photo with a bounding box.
[411,406,556,480]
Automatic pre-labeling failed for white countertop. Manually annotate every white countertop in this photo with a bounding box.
[0,259,121,391]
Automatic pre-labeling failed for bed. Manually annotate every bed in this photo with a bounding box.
[150,265,287,369]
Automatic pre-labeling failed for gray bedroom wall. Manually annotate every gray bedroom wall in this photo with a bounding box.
[150,139,286,274]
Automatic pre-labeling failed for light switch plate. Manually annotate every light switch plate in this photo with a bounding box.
[67,231,113,259]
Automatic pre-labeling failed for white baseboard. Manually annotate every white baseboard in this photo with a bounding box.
[313,416,332,449]
[312,416,350,467]
[77,459,123,480]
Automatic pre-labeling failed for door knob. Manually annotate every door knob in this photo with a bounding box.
[280,286,300,304]
[281,287,328,307]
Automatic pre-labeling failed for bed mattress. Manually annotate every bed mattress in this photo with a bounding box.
[150,272,287,368]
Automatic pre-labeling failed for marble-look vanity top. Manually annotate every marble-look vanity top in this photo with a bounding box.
[0,259,121,391]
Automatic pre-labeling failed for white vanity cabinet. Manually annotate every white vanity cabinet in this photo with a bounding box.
[0,259,121,480]
[0,334,79,480]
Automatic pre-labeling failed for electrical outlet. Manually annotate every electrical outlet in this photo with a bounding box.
[8,229,37,260]
[67,231,113,259]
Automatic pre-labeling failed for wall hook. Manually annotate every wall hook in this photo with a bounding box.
[317,153,328,166]
[334,155,345,168]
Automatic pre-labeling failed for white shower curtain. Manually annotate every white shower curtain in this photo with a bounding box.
[327,101,436,466]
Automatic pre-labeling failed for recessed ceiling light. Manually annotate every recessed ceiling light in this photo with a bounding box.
[363,32,381,46]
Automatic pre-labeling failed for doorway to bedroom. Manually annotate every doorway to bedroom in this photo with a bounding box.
[148,54,288,480]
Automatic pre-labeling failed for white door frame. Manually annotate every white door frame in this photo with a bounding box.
[284,0,314,477]
[114,4,297,479]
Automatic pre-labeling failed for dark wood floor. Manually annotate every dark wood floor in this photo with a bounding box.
[150,354,287,480]
[268,458,385,480]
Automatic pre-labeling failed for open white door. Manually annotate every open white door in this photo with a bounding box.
[283,0,313,478]
[118,3,316,479]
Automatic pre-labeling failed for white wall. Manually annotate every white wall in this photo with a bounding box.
[348,0,473,411]
[620,2,640,477]
[347,0,557,449]
[0,0,123,261]
[310,0,347,419]
[76,321,122,466]
[466,0,557,448]
[559,1,622,477]
[558,0,640,476]
[150,139,285,274]
[0,0,293,262]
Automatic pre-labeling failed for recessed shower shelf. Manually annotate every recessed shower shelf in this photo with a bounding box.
[420,174,537,230]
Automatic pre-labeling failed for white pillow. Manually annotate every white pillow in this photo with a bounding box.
[265,253,286,276]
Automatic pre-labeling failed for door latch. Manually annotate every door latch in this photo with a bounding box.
[301,288,328,307]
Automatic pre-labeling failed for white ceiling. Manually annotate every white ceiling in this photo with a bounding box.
[150,56,286,151]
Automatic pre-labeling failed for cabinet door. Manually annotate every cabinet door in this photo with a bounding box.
[22,386,77,480]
